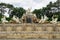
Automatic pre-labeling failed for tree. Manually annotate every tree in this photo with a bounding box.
[0,3,14,8]
[33,9,42,19]
[11,7,26,18]
[0,13,3,21]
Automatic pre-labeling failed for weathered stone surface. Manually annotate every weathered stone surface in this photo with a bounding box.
[6,27,12,31]
[16,27,22,32]
[46,27,53,32]
[0,24,59,39]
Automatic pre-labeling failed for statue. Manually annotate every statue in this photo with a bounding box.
[12,15,21,23]
[1,16,8,24]
[0,6,13,24]
[21,8,37,23]
[39,15,48,23]
[26,8,32,15]
[50,17,58,24]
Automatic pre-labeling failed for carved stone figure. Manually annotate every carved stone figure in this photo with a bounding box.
[39,15,48,23]
[1,16,8,24]
[21,8,37,23]
[12,15,21,23]
[50,17,58,24]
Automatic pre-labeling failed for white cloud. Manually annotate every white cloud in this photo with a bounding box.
[0,0,57,10]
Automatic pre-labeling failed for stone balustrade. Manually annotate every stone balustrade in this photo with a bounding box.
[0,23,59,39]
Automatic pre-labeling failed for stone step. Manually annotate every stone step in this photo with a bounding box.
[0,39,60,40]
[0,31,60,34]
[0,31,59,38]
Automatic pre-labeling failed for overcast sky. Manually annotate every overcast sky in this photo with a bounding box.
[0,0,57,10]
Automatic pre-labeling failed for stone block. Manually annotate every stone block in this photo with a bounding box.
[36,27,43,31]
[55,34,60,38]
[16,27,22,32]
[6,27,12,31]
[56,27,60,31]
[0,27,3,31]
[0,34,7,38]
[46,27,53,32]
[26,27,33,31]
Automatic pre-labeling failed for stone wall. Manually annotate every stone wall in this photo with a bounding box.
[0,23,60,39]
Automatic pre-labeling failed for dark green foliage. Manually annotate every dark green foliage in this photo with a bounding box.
[33,9,42,19]
[11,7,26,18]
[57,13,60,21]
[6,17,12,21]
[0,3,14,8]
[33,1,60,21]
[0,13,3,21]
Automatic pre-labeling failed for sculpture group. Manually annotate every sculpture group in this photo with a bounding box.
[0,7,58,24]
